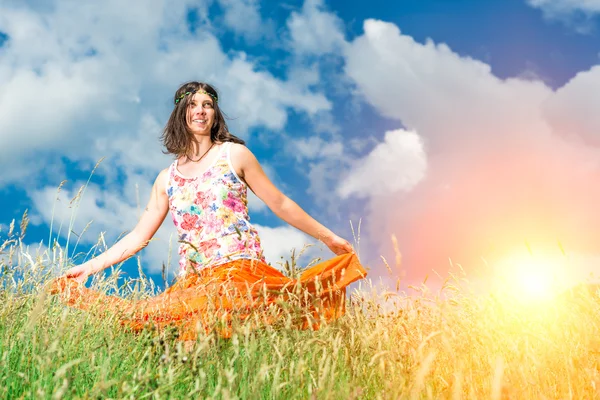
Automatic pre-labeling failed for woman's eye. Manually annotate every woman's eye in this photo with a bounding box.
[203,103,213,109]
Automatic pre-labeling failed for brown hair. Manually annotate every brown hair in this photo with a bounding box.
[161,81,245,158]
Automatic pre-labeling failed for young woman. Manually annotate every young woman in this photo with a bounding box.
[52,81,366,341]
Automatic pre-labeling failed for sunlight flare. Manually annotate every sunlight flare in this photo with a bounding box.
[494,251,570,302]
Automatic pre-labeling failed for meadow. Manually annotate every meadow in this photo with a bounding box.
[1,214,599,399]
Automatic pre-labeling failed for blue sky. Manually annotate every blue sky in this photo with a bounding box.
[1,0,599,290]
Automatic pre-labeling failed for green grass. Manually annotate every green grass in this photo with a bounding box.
[2,223,600,399]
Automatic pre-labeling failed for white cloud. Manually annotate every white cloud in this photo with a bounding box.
[30,184,143,246]
[247,191,267,212]
[527,0,600,15]
[345,20,553,153]
[541,65,600,147]
[281,135,350,216]
[0,63,114,161]
[526,0,600,32]
[282,0,348,137]
[255,224,326,269]
[291,136,344,162]
[286,62,321,87]
[338,129,427,199]
[217,0,270,41]
[287,0,346,56]
[221,56,332,134]
[90,112,172,184]
[28,176,179,275]
[341,19,600,282]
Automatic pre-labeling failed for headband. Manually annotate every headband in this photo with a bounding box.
[174,89,218,105]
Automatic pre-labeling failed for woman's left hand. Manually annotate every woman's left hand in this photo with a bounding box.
[323,234,354,255]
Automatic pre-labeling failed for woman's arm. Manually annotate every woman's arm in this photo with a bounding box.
[231,144,353,255]
[63,169,171,282]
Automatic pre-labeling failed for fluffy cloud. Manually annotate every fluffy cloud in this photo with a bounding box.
[345,20,553,153]
[338,129,427,199]
[247,191,267,212]
[527,0,600,15]
[526,0,600,32]
[287,0,346,56]
[29,182,148,250]
[541,66,600,147]
[216,0,270,42]
[283,135,350,218]
[342,19,600,283]
[254,224,324,269]
[290,136,344,163]
[28,178,179,274]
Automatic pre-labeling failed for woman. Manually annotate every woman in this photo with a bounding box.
[52,81,366,342]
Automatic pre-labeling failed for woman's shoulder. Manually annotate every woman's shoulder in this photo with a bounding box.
[154,166,172,194]
[229,141,251,157]
[158,166,171,176]
[160,158,178,175]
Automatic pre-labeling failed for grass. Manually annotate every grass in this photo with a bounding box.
[1,217,600,399]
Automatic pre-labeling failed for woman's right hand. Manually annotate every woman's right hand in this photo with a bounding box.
[62,263,92,284]
[322,234,355,256]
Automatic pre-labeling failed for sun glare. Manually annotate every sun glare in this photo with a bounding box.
[494,253,568,302]
[514,264,554,300]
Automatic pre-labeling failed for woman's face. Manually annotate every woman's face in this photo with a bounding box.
[186,92,215,136]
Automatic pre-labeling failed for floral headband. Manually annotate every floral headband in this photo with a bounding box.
[174,89,218,105]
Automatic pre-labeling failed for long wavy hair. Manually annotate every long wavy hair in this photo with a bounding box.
[161,82,245,159]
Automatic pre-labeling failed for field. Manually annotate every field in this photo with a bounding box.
[1,218,600,399]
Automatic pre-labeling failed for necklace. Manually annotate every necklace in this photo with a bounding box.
[188,142,215,163]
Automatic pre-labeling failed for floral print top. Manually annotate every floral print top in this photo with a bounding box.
[166,142,265,275]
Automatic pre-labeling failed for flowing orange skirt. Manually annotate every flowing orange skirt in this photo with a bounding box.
[50,253,366,340]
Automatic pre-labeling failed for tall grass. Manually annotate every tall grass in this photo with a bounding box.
[1,216,600,399]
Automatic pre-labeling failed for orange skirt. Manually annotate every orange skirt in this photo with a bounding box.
[49,253,367,340]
